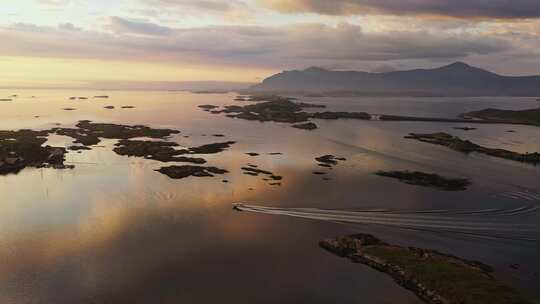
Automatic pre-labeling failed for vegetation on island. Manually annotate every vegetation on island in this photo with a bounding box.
[406,132,540,165]
[320,234,531,304]
[460,108,540,126]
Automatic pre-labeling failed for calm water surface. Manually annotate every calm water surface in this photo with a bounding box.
[0,90,539,303]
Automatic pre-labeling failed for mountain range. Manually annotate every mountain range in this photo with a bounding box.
[251,62,540,96]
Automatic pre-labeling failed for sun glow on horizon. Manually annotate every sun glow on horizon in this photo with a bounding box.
[0,56,276,89]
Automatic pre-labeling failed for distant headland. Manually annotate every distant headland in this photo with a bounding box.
[249,62,540,97]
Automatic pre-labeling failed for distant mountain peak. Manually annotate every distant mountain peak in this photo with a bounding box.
[448,61,470,67]
[252,62,540,96]
[440,61,476,70]
[302,66,329,73]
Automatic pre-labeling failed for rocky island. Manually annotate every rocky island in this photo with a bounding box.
[0,121,234,179]
[315,155,346,166]
[460,108,540,126]
[156,165,228,179]
[320,234,530,304]
[375,170,471,191]
[406,132,540,165]
[113,140,206,164]
[378,107,540,128]
[0,129,69,174]
[199,98,370,129]
[242,166,281,179]
[292,122,318,130]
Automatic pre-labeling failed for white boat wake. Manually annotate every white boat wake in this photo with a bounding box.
[233,203,540,242]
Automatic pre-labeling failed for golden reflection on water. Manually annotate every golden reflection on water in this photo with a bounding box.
[1,89,540,303]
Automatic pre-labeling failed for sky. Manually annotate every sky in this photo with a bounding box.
[1,0,540,89]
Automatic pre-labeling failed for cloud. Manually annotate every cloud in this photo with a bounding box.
[58,22,80,31]
[282,23,508,61]
[133,0,253,21]
[36,0,72,5]
[0,20,511,69]
[260,0,540,19]
[144,0,242,12]
[108,16,173,36]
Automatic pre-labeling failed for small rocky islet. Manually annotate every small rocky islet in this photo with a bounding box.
[313,155,347,179]
[198,104,220,111]
[113,140,206,164]
[453,126,477,131]
[114,140,236,164]
[241,166,283,185]
[320,234,531,304]
[375,170,471,191]
[315,155,347,166]
[292,122,318,130]
[53,120,180,147]
[156,165,228,179]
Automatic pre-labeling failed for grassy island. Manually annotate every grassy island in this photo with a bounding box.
[406,132,540,165]
[460,108,540,126]
[320,234,531,304]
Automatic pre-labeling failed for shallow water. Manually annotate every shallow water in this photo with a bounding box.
[1,90,539,303]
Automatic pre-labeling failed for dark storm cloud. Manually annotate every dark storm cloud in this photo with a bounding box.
[262,0,540,19]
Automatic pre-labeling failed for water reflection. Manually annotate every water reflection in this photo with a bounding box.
[0,90,539,303]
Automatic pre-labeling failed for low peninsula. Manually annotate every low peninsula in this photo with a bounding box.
[406,133,540,165]
[320,234,530,304]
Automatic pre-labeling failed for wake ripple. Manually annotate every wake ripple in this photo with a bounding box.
[233,204,540,242]
[497,190,540,202]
